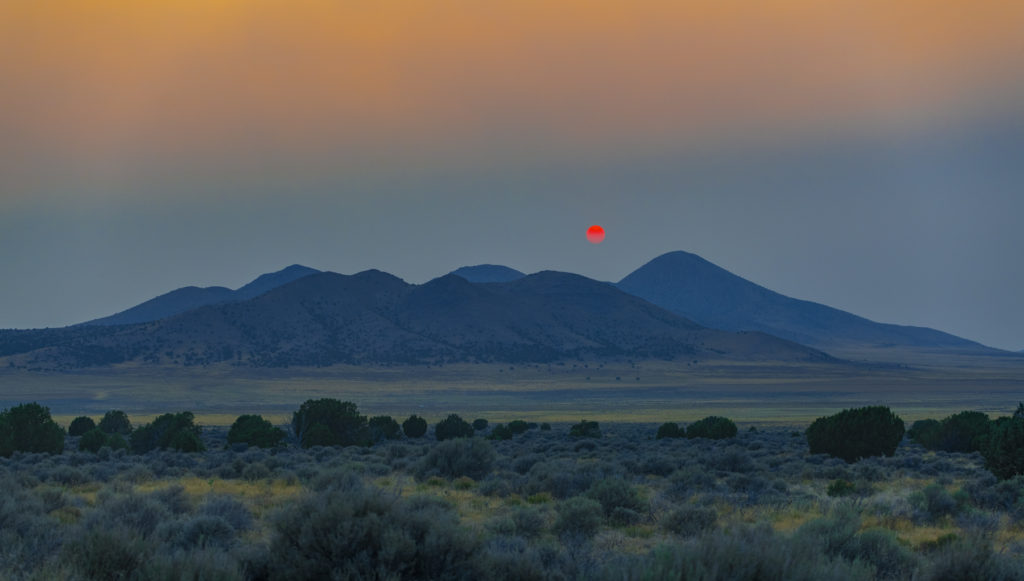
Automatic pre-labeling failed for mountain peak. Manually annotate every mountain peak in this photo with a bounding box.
[449,264,525,283]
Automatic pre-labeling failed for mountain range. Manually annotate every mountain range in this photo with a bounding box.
[0,268,829,369]
[0,251,1013,370]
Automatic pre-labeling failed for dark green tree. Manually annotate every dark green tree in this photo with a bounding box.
[434,414,474,441]
[907,419,941,447]
[472,418,489,431]
[487,423,513,441]
[569,419,601,439]
[981,417,1024,480]
[656,422,683,439]
[228,414,285,448]
[934,411,991,453]
[686,416,738,440]
[98,410,132,435]
[130,411,204,454]
[368,415,402,442]
[79,428,111,453]
[507,420,530,435]
[806,406,904,463]
[291,399,370,448]
[402,414,428,438]
[0,402,65,457]
[68,416,97,437]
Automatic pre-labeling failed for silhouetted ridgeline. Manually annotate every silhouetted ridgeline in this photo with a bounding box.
[0,270,832,369]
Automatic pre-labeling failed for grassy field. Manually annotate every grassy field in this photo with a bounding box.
[2,354,1022,428]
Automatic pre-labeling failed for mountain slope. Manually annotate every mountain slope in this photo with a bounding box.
[82,264,321,326]
[617,251,994,353]
[2,269,833,369]
[449,264,526,283]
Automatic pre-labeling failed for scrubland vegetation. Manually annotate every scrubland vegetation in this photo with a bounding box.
[2,401,1024,579]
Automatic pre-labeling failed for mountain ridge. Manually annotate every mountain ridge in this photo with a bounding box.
[1,268,833,369]
[616,250,1001,355]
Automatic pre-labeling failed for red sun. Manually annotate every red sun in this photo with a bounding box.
[586,225,605,244]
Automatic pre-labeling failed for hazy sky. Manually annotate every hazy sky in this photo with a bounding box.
[2,1,1023,350]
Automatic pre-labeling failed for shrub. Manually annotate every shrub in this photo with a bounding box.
[130,411,204,454]
[79,428,114,453]
[656,422,683,439]
[487,424,513,441]
[435,414,474,441]
[402,414,428,438]
[661,505,717,537]
[227,415,285,448]
[846,528,919,580]
[98,410,132,435]
[176,515,237,550]
[586,477,646,517]
[686,416,738,440]
[908,419,941,447]
[291,399,370,448]
[417,438,496,480]
[507,420,530,435]
[911,483,959,521]
[981,417,1024,480]
[199,496,253,532]
[69,416,97,437]
[63,527,154,581]
[569,420,601,439]
[0,402,65,457]
[367,415,402,442]
[540,422,551,431]
[806,406,904,463]
[472,418,489,431]
[266,488,479,580]
[827,479,857,497]
[553,497,603,539]
[919,411,992,453]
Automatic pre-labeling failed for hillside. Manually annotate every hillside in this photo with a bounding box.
[617,251,999,355]
[82,264,320,326]
[0,269,833,369]
[449,264,526,283]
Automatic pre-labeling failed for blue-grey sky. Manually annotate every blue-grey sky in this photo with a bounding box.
[2,1,1023,351]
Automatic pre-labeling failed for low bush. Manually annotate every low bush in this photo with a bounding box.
[265,488,480,580]
[806,406,904,463]
[435,414,474,441]
[656,422,683,439]
[553,497,603,539]
[569,420,601,439]
[487,424,513,441]
[686,416,738,440]
[417,438,496,480]
[586,477,646,517]
[661,505,717,537]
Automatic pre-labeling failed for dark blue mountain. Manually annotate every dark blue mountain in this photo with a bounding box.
[617,251,998,354]
[82,264,320,326]
[449,264,526,283]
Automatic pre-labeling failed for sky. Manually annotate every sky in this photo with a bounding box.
[2,1,1023,350]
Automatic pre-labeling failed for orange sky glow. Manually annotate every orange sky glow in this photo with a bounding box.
[2,0,1022,196]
